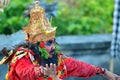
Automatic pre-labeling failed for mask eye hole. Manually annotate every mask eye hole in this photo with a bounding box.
[45,40,54,46]
[45,39,55,46]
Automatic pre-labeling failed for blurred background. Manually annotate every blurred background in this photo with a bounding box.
[0,0,114,36]
[0,0,120,80]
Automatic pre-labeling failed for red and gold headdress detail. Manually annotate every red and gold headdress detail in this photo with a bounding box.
[23,1,57,43]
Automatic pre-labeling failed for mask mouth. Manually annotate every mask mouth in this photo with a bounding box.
[50,49,55,54]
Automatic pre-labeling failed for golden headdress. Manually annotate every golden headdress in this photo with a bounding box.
[23,1,57,43]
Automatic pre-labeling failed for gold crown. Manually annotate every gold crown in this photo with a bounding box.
[23,1,56,43]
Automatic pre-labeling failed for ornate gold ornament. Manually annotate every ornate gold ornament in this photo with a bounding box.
[0,48,14,64]
[23,1,57,43]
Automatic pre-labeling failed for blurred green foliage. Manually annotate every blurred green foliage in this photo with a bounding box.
[0,0,114,36]
[51,0,114,36]
[0,0,32,34]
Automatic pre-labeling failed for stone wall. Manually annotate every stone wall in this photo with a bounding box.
[0,31,112,55]
[57,34,111,56]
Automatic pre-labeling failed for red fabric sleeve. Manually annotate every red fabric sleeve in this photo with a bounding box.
[64,57,96,78]
[9,57,40,80]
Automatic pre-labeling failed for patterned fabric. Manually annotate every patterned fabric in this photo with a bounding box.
[111,0,120,57]
[7,47,100,80]
[8,47,38,80]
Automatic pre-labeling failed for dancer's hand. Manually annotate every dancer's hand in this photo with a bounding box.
[104,70,120,80]
[43,63,60,80]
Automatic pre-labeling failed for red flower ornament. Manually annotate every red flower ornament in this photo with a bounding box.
[40,41,45,48]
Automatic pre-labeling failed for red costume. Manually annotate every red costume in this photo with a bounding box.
[7,47,104,80]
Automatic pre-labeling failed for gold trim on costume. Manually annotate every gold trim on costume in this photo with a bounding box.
[0,50,14,64]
